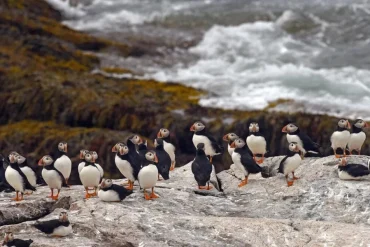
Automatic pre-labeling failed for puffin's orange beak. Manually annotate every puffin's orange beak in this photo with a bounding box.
[79,151,84,159]
[230,141,236,148]
[112,145,118,153]
[294,146,300,152]
[157,131,162,138]
[190,124,195,131]
[282,125,288,133]
[9,155,15,163]
[365,122,369,128]
[154,154,159,163]
[252,126,257,132]
[223,134,229,142]
[347,121,351,129]
[100,180,106,188]
[38,158,44,166]
[119,147,125,155]
[64,144,68,153]
[138,137,143,145]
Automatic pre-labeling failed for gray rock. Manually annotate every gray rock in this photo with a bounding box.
[0,155,370,246]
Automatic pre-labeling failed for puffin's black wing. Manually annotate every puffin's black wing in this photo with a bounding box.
[240,151,262,174]
[33,219,63,234]
[298,132,320,153]
[52,165,68,188]
[204,133,224,154]
[111,184,133,200]
[12,165,36,191]
[9,239,33,247]
[191,157,212,186]
[346,164,370,177]
[278,156,289,174]
[157,150,171,180]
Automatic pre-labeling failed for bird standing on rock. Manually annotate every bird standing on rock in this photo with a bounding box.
[79,151,100,198]
[348,119,368,155]
[54,142,72,186]
[154,138,171,180]
[157,128,176,171]
[278,142,302,187]
[223,133,239,157]
[138,151,160,200]
[15,153,37,194]
[230,138,262,187]
[33,212,72,237]
[2,232,33,247]
[91,151,104,182]
[337,157,370,180]
[191,143,213,190]
[246,122,267,164]
[112,143,139,189]
[331,119,351,158]
[98,178,133,202]
[190,121,223,163]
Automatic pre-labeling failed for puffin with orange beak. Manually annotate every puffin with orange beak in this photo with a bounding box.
[33,212,72,237]
[191,143,213,190]
[98,178,133,202]
[246,122,267,164]
[54,142,72,186]
[39,155,67,200]
[278,142,302,187]
[223,133,239,157]
[331,119,351,158]
[79,151,101,198]
[337,157,370,180]
[112,143,138,189]
[190,121,223,163]
[138,151,160,200]
[2,232,33,247]
[157,128,176,171]
[348,119,368,155]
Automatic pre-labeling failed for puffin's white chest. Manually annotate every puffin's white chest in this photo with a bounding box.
[98,189,120,202]
[52,224,72,236]
[231,152,248,176]
[95,163,104,178]
[42,169,63,189]
[5,167,24,192]
[193,135,218,156]
[20,166,37,187]
[227,144,234,156]
[287,134,304,148]
[80,166,100,187]
[281,154,301,175]
[54,155,72,179]
[163,140,176,163]
[115,156,134,181]
[78,162,85,174]
[337,169,361,180]
[331,130,350,149]
[348,132,366,150]
[246,135,266,154]
[138,164,158,189]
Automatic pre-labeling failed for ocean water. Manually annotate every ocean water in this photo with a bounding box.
[47,0,370,119]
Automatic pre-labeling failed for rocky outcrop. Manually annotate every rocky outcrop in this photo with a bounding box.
[1,156,370,246]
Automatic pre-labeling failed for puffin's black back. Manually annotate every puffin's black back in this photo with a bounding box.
[33,219,69,234]
[0,154,13,192]
[138,143,148,167]
[101,184,133,200]
[191,148,212,186]
[277,149,298,174]
[339,164,370,177]
[5,238,33,247]
[155,143,171,180]
[234,146,262,174]
[195,129,224,154]
[127,139,142,178]
[8,163,36,191]
[43,161,68,188]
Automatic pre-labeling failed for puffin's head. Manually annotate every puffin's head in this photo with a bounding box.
[338,157,347,166]
[79,149,89,160]
[249,122,260,133]
[112,143,124,153]
[282,123,298,133]
[8,152,18,164]
[190,122,205,132]
[222,133,238,142]
[84,152,95,163]
[118,144,129,156]
[338,119,351,129]
[157,128,170,138]
[354,119,368,129]
[129,135,143,145]
[59,212,68,222]
[154,138,164,148]
[38,155,54,167]
[3,232,14,244]
[230,138,245,149]
[100,178,112,189]
[145,151,158,163]
[15,154,26,165]
[91,151,98,161]
[196,143,205,151]
[288,142,300,153]
[58,142,68,153]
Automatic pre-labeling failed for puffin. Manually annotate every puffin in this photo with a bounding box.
[348,119,368,155]
[79,151,100,198]
[138,150,159,200]
[2,232,33,247]
[98,178,133,202]
[246,122,267,164]
[154,138,171,180]
[191,143,213,190]
[54,142,72,186]
[33,212,72,237]
[230,138,262,187]
[78,149,89,174]
[331,119,351,158]
[222,133,239,157]
[282,123,320,158]
[91,151,104,181]
[0,154,13,192]
[112,143,139,189]
[38,155,67,200]
[5,153,36,201]
[157,128,176,171]
[337,157,370,180]
[278,142,302,186]
[190,121,223,163]
[15,154,37,193]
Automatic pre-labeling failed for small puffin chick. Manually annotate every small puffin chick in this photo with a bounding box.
[2,232,33,247]
[282,123,320,158]
[98,178,133,202]
[190,121,223,163]
[157,128,176,171]
[39,155,67,200]
[154,138,171,180]
[230,138,262,187]
[138,151,159,200]
[191,143,213,190]
[53,142,72,186]
[5,153,36,201]
[112,143,139,189]
[348,119,368,155]
[79,152,100,199]
[33,212,72,237]
[331,119,351,158]
[91,151,104,182]
[246,122,267,164]
[222,133,239,157]
[278,142,302,187]
[337,157,370,180]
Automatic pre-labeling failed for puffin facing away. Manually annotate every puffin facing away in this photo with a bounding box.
[33,212,72,237]
[5,153,36,201]
[190,121,223,163]
[348,119,368,155]
[282,123,320,158]
[337,157,370,180]
[79,152,100,199]
[246,122,267,164]
[2,232,33,247]
[138,151,159,200]
[157,128,176,171]
[278,142,302,187]
[53,142,72,186]
[15,154,37,194]
[112,143,138,189]
[231,138,262,187]
[138,140,148,167]
[154,138,171,180]
[331,119,351,158]
[223,133,239,157]
[98,178,133,202]
[191,143,213,190]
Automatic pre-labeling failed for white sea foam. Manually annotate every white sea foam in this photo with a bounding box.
[45,0,86,18]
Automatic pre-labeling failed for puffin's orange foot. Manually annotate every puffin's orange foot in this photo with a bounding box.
[287,181,294,187]
[335,154,341,158]
[293,176,299,180]
[170,166,175,171]
[256,159,264,164]
[89,192,97,197]
[150,193,159,199]
[198,186,208,190]
[206,185,213,190]
[85,193,91,199]
[51,195,59,201]
[144,192,151,200]
[238,179,248,188]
